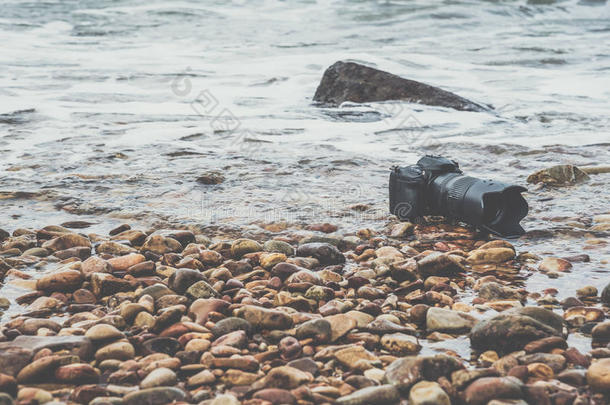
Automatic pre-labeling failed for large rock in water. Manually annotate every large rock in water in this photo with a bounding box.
[470,307,564,355]
[313,61,489,112]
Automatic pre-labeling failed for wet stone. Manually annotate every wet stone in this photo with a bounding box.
[527,164,589,185]
[334,345,380,371]
[141,235,182,255]
[209,394,240,405]
[36,269,84,292]
[142,337,182,356]
[187,369,215,387]
[153,229,195,247]
[325,313,357,342]
[313,60,487,111]
[365,318,415,335]
[467,247,515,264]
[69,384,111,404]
[140,367,177,388]
[478,282,523,302]
[126,260,155,276]
[139,283,174,300]
[470,310,563,355]
[286,357,318,376]
[576,285,598,298]
[111,229,146,245]
[96,241,136,256]
[586,358,610,393]
[253,388,296,405]
[408,381,450,405]
[122,387,187,405]
[539,257,572,272]
[54,245,91,260]
[260,252,287,269]
[295,318,332,343]
[426,306,477,333]
[384,354,464,392]
[189,298,230,324]
[213,355,259,371]
[252,366,313,390]
[279,336,302,360]
[592,322,610,345]
[221,369,259,387]
[296,242,345,265]
[557,369,587,387]
[54,363,100,384]
[0,374,17,397]
[197,171,225,185]
[186,280,220,300]
[451,368,500,390]
[601,282,610,305]
[211,317,252,337]
[380,333,421,355]
[263,240,294,256]
[0,347,33,377]
[17,387,53,404]
[523,336,567,354]
[107,252,144,271]
[463,376,523,405]
[417,252,464,277]
[81,256,111,276]
[336,384,400,405]
[109,224,130,236]
[235,305,293,330]
[230,238,262,258]
[95,341,135,361]
[42,233,91,252]
[18,318,61,335]
[0,335,93,360]
[212,330,248,349]
[90,273,132,297]
[17,354,75,383]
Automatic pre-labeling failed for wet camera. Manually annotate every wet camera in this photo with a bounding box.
[389,155,528,238]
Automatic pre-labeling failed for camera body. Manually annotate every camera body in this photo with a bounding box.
[389,155,461,219]
[389,155,528,238]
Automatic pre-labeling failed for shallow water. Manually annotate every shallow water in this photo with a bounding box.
[0,0,609,332]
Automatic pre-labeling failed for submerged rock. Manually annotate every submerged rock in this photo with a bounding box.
[527,164,589,186]
[313,61,489,112]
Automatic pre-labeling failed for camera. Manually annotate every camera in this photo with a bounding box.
[389,155,528,238]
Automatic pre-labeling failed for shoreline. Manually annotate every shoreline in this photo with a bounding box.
[0,218,608,404]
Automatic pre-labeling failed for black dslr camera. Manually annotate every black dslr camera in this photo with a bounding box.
[389,155,528,238]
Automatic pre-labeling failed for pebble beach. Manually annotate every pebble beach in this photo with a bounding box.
[0,215,608,405]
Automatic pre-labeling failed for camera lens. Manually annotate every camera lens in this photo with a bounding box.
[429,174,528,238]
